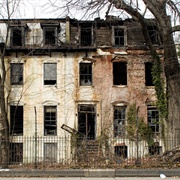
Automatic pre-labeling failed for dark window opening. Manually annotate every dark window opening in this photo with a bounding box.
[115,145,128,158]
[44,143,57,162]
[81,27,92,46]
[145,62,154,86]
[114,106,126,137]
[148,26,159,44]
[78,104,96,139]
[44,63,57,85]
[10,106,23,135]
[148,107,159,133]
[114,28,124,47]
[12,29,22,46]
[44,106,57,135]
[113,62,127,85]
[11,63,23,85]
[44,28,56,45]
[80,63,92,86]
[148,142,161,155]
[10,143,23,163]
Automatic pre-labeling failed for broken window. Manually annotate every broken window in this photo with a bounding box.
[11,63,23,85]
[10,143,23,163]
[80,63,92,86]
[10,106,23,135]
[10,27,25,47]
[114,106,126,137]
[43,28,57,46]
[81,25,92,46]
[114,145,128,158]
[148,142,162,155]
[145,62,154,86]
[44,63,57,85]
[113,62,127,85]
[148,26,159,45]
[44,143,57,162]
[148,107,159,133]
[78,104,96,139]
[114,27,125,47]
[44,106,57,135]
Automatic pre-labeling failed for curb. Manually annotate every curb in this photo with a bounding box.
[0,169,179,177]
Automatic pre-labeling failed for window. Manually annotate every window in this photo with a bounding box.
[11,27,25,47]
[114,27,125,47]
[148,107,159,133]
[11,63,23,85]
[44,143,57,162]
[44,28,57,46]
[113,62,127,85]
[148,26,159,44]
[81,25,92,46]
[78,104,96,139]
[44,63,57,85]
[80,63,92,86]
[114,106,126,137]
[10,143,23,163]
[115,145,128,158]
[145,62,154,86]
[10,106,23,135]
[44,106,57,135]
[148,142,161,155]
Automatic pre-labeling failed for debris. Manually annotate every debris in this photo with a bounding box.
[160,174,166,179]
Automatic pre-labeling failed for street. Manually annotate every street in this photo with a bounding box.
[0,177,180,180]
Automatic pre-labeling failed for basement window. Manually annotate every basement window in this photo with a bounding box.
[148,107,159,133]
[10,143,23,163]
[44,63,57,85]
[115,145,128,158]
[80,25,93,46]
[113,62,127,85]
[10,106,23,135]
[148,142,162,155]
[80,63,92,86]
[145,62,154,86]
[44,143,57,162]
[44,106,57,136]
[114,106,126,137]
[11,63,23,85]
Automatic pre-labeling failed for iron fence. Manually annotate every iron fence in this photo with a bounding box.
[0,136,179,169]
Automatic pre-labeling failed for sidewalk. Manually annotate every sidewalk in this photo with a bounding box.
[0,169,179,177]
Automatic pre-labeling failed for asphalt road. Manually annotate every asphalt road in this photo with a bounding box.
[0,178,180,180]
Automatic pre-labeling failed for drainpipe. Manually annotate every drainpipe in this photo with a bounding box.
[34,106,37,169]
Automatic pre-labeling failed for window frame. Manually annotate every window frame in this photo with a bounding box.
[44,106,57,136]
[79,62,93,86]
[43,27,58,46]
[44,63,57,85]
[113,106,126,137]
[10,105,24,136]
[113,61,127,86]
[11,63,23,85]
[145,62,154,86]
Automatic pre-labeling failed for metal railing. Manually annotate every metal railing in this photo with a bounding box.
[0,136,179,169]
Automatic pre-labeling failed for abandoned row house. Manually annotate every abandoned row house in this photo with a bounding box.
[0,16,165,164]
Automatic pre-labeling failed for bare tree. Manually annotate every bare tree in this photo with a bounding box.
[46,0,180,144]
[0,0,22,167]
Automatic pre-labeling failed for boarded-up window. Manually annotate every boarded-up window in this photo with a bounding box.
[11,63,23,85]
[44,143,57,162]
[113,62,127,85]
[44,63,57,85]
[10,106,23,135]
[114,106,126,137]
[80,63,92,86]
[44,106,57,135]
